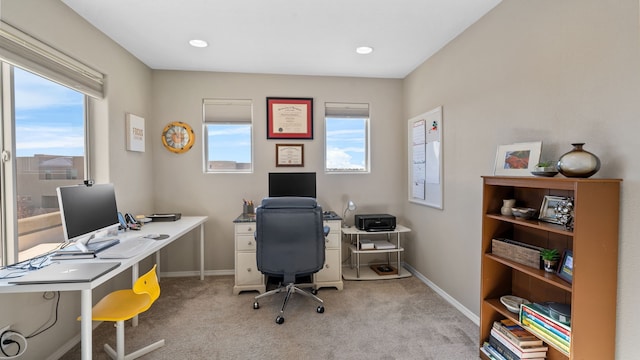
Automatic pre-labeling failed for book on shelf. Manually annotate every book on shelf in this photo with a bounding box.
[493,319,545,348]
[482,342,508,360]
[521,317,570,354]
[520,304,571,339]
[489,333,522,360]
[359,238,375,250]
[372,240,396,250]
[491,328,548,359]
[520,310,570,343]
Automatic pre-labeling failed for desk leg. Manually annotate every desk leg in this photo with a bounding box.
[396,232,401,272]
[132,263,139,327]
[356,234,360,278]
[200,223,204,280]
[80,289,92,360]
[155,251,161,278]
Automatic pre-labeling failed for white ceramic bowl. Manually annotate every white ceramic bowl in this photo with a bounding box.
[511,207,536,219]
[500,295,531,313]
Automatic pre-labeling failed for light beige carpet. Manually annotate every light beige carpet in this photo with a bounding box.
[61,275,480,359]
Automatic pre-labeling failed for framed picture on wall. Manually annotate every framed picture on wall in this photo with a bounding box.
[275,144,304,167]
[266,97,313,139]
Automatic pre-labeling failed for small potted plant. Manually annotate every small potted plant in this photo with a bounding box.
[532,161,559,177]
[541,248,560,272]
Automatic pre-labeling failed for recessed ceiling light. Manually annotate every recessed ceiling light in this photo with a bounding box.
[189,39,208,48]
[356,46,373,55]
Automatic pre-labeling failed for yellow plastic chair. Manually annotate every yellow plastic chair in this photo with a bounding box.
[88,264,165,359]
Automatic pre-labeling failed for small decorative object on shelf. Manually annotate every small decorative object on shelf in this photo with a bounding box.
[531,161,559,177]
[540,248,560,273]
[555,197,574,230]
[511,207,536,219]
[501,199,516,216]
[557,143,601,178]
[499,295,531,313]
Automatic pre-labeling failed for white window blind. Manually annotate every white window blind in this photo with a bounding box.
[0,21,104,98]
[203,99,252,123]
[325,102,369,118]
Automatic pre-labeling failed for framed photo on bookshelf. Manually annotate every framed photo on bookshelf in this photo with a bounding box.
[557,249,573,283]
[493,141,542,176]
[538,195,567,224]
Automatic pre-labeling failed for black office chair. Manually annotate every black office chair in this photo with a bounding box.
[252,196,327,324]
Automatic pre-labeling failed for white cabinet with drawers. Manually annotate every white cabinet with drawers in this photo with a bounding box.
[233,222,265,295]
[233,213,343,295]
[314,218,343,290]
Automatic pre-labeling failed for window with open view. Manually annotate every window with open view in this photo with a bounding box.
[2,66,87,266]
[203,99,253,173]
[0,20,103,267]
[325,102,370,173]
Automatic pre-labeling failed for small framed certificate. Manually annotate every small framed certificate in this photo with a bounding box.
[267,97,313,139]
[276,144,304,167]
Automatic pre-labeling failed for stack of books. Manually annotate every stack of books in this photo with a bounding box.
[520,303,571,354]
[481,319,548,360]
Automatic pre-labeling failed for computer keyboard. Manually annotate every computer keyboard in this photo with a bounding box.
[96,237,155,259]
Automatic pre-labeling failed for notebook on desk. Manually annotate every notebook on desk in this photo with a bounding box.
[8,262,120,285]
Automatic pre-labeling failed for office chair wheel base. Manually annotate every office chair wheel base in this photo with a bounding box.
[275,316,285,324]
[316,306,325,313]
[253,302,260,310]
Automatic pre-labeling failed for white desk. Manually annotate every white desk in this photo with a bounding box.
[0,215,207,360]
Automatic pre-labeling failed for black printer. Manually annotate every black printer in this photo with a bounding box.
[354,214,396,231]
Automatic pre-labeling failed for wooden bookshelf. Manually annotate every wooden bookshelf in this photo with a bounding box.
[479,176,620,360]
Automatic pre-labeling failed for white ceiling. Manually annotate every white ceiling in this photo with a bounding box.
[62,0,501,79]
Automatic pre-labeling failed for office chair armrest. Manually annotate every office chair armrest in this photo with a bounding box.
[323,226,330,237]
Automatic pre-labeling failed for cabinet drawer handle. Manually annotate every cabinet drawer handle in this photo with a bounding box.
[325,264,330,269]
[247,268,252,272]
[247,241,253,246]
[247,227,253,232]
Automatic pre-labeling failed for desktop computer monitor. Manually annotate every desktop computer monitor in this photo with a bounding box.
[57,183,120,246]
[268,172,316,198]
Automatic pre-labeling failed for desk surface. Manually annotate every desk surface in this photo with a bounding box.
[0,216,208,294]
[233,211,342,223]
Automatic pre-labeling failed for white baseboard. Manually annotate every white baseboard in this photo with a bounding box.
[403,263,479,326]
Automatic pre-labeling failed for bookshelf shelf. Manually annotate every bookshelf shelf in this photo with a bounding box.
[479,176,620,360]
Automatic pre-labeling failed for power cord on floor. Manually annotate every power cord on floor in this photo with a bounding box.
[0,330,27,359]
[0,291,60,359]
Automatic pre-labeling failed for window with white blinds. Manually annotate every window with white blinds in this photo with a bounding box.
[0,20,104,98]
[203,99,253,173]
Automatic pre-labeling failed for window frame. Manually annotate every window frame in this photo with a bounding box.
[1,65,90,267]
[324,102,370,174]
[202,99,254,174]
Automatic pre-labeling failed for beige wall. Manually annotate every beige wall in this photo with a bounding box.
[1,1,155,358]
[403,0,640,358]
[150,71,403,272]
[1,0,639,359]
